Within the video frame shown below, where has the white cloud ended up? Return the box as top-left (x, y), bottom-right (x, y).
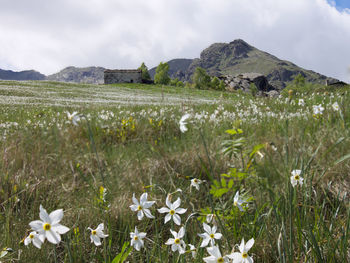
top-left (0, 0), bottom-right (349, 82)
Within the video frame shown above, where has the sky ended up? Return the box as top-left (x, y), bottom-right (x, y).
top-left (0, 0), bottom-right (350, 82)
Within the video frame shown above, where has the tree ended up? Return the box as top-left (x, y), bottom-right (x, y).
top-left (192, 67), bottom-right (211, 89)
top-left (154, 62), bottom-right (170, 85)
top-left (138, 62), bottom-right (151, 81)
top-left (210, 76), bottom-right (220, 90)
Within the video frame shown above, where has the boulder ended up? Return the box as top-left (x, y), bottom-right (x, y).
top-left (219, 73), bottom-right (278, 96)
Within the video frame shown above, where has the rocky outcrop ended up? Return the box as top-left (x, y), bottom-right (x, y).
top-left (220, 73), bottom-right (277, 95)
top-left (47, 66), bottom-right (105, 84)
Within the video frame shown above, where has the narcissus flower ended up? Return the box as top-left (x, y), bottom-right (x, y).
top-left (227, 238), bottom-right (254, 263)
top-left (198, 223), bottom-right (222, 247)
top-left (88, 223), bottom-right (108, 246)
top-left (29, 205), bottom-right (70, 244)
top-left (165, 227), bottom-right (186, 254)
top-left (129, 193), bottom-right (155, 220)
top-left (179, 113), bottom-right (191, 133)
top-left (203, 246), bottom-right (230, 263)
top-left (190, 178), bottom-right (202, 190)
top-left (130, 226), bottom-right (146, 251)
top-left (234, 191), bottom-right (246, 212)
top-left (313, 104), bottom-right (324, 116)
top-left (24, 231), bottom-right (43, 249)
top-left (157, 195), bottom-right (187, 225)
top-left (290, 169), bottom-right (304, 187)
top-left (332, 102), bottom-right (340, 111)
top-left (66, 111), bottom-right (81, 126)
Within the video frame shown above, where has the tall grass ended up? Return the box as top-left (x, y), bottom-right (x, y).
top-left (0, 81), bottom-right (349, 262)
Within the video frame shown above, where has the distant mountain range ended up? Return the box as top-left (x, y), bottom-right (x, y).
top-left (0, 68), bottom-right (45, 81)
top-left (0, 39), bottom-right (340, 89)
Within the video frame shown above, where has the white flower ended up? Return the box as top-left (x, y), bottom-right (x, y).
top-left (129, 193), bottom-right (155, 220)
top-left (332, 102), bottom-right (340, 111)
top-left (298, 99), bottom-right (305, 106)
top-left (157, 195), bottom-right (187, 225)
top-left (206, 214), bottom-right (218, 226)
top-left (203, 246), bottom-right (230, 263)
top-left (313, 104), bottom-right (324, 115)
top-left (227, 238), bottom-right (254, 263)
top-left (190, 178), bottom-right (202, 191)
top-left (188, 244), bottom-right (197, 258)
top-left (179, 113), bottom-right (191, 133)
top-left (24, 231), bottom-right (43, 249)
top-left (66, 111), bottom-right (80, 126)
top-left (88, 223), bottom-right (108, 246)
top-left (130, 226), bottom-right (146, 251)
top-left (234, 191), bottom-right (246, 212)
top-left (290, 169), bottom-right (304, 187)
top-left (198, 223), bottom-right (222, 247)
top-left (165, 227), bottom-right (186, 254)
top-left (29, 205), bottom-right (70, 244)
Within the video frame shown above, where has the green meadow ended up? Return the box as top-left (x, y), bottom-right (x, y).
top-left (0, 80), bottom-right (349, 262)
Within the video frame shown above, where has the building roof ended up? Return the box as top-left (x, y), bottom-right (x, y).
top-left (104, 69), bottom-right (141, 73)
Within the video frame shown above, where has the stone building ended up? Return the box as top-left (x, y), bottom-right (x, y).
top-left (104, 69), bottom-right (142, 84)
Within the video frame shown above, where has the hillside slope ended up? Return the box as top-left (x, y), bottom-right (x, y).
top-left (151, 39), bottom-right (334, 89)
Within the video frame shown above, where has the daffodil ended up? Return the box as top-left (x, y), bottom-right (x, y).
top-left (313, 104), bottom-right (324, 116)
top-left (129, 193), bottom-right (155, 220)
top-left (190, 178), bottom-right (202, 190)
top-left (188, 244), bottom-right (197, 258)
top-left (234, 191), bottom-right (246, 212)
top-left (24, 231), bottom-right (43, 249)
top-left (198, 223), bottom-right (222, 247)
top-left (290, 169), bottom-right (304, 187)
top-left (227, 238), bottom-right (254, 263)
top-left (157, 195), bottom-right (187, 225)
top-left (165, 227), bottom-right (186, 254)
top-left (206, 213), bottom-right (218, 226)
top-left (203, 246), bottom-right (230, 263)
top-left (88, 223), bottom-right (108, 246)
top-left (66, 111), bottom-right (80, 126)
top-left (179, 113), bottom-right (191, 133)
top-left (29, 205), bottom-right (70, 244)
top-left (332, 102), bottom-right (340, 111)
top-left (130, 226), bottom-right (146, 251)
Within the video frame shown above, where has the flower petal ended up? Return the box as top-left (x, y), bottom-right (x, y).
top-left (52, 224), bottom-right (70, 234)
top-left (46, 230), bottom-right (61, 244)
top-left (39, 205), bottom-right (51, 223)
top-left (173, 213), bottom-right (181, 225)
top-left (29, 220), bottom-right (43, 231)
top-left (143, 208), bottom-right (154, 219)
top-left (158, 207), bottom-right (170, 214)
top-left (175, 208), bottom-right (187, 214)
top-left (49, 209), bottom-right (63, 225)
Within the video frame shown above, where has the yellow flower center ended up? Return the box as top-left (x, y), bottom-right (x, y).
top-left (169, 210), bottom-right (175, 215)
top-left (194, 179), bottom-right (198, 183)
top-left (92, 230), bottom-right (97, 235)
top-left (295, 175), bottom-right (300, 180)
top-left (242, 252), bottom-right (248, 258)
top-left (234, 201), bottom-right (238, 206)
top-left (43, 223), bottom-right (51, 231)
top-left (174, 238), bottom-right (180, 244)
top-left (210, 234), bottom-right (215, 239)
top-left (217, 257), bottom-right (224, 263)
top-left (29, 234), bottom-right (34, 239)
top-left (137, 205), bottom-right (142, 211)
top-left (134, 236), bottom-right (139, 241)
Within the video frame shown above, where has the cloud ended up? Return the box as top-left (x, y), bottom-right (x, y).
top-left (0, 0), bottom-right (349, 82)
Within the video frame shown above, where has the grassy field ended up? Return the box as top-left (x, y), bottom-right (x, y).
top-left (0, 80), bottom-right (349, 262)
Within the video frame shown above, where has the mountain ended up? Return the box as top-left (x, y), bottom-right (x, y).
top-left (0, 69), bottom-right (46, 80)
top-left (150, 39), bottom-right (334, 89)
top-left (46, 66), bottom-right (106, 84)
top-left (149, 59), bottom-right (193, 80)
